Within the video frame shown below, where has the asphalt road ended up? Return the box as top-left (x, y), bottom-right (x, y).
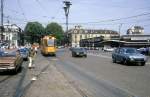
top-left (0, 60), bottom-right (29, 97)
top-left (53, 48), bottom-right (150, 97)
top-left (0, 52), bottom-right (49, 97)
top-left (0, 49), bottom-right (150, 97)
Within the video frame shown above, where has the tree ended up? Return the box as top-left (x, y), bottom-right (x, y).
top-left (24, 22), bottom-right (45, 43)
top-left (45, 22), bottom-right (64, 44)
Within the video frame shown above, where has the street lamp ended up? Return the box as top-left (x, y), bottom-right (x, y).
top-left (63, 0), bottom-right (72, 46)
top-left (0, 0), bottom-right (4, 42)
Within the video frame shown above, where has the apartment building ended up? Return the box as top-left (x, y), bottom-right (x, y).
top-left (68, 26), bottom-right (119, 47)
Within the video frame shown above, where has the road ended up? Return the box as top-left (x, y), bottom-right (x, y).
top-left (0, 49), bottom-right (150, 97)
top-left (0, 53), bottom-right (51, 97)
top-left (52, 48), bottom-right (150, 97)
top-left (0, 60), bottom-right (28, 97)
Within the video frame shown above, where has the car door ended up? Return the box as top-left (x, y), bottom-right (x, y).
top-left (112, 48), bottom-right (119, 61)
top-left (118, 48), bottom-right (125, 62)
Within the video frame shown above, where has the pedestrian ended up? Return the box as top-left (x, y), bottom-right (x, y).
top-left (34, 46), bottom-right (38, 54)
top-left (28, 47), bottom-right (36, 69)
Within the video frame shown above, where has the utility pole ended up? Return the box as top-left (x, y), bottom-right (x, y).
top-left (1, 0), bottom-right (4, 42)
top-left (119, 23), bottom-right (123, 38)
top-left (7, 16), bottom-right (10, 48)
top-left (63, 0), bottom-right (72, 46)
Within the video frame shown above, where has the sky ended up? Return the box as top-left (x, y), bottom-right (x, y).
top-left (2, 0), bottom-right (150, 34)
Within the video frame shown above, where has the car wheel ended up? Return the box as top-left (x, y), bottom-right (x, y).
top-left (123, 59), bottom-right (128, 65)
top-left (72, 53), bottom-right (74, 57)
top-left (112, 58), bottom-right (116, 63)
top-left (140, 62), bottom-right (145, 66)
top-left (84, 55), bottom-right (87, 58)
top-left (13, 67), bottom-right (18, 74)
top-left (53, 54), bottom-right (56, 57)
top-left (25, 58), bottom-right (28, 61)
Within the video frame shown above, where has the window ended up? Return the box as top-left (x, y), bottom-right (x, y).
top-left (75, 34), bottom-right (77, 39)
top-left (47, 40), bottom-right (54, 46)
top-left (119, 48), bottom-right (124, 54)
top-left (80, 35), bottom-right (82, 39)
top-left (85, 34), bottom-right (87, 39)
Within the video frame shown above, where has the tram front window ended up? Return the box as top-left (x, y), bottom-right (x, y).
top-left (47, 40), bottom-right (54, 46)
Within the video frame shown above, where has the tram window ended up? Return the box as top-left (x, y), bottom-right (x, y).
top-left (47, 40), bottom-right (54, 46)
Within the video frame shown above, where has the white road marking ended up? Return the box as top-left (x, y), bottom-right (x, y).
top-left (51, 58), bottom-right (58, 61)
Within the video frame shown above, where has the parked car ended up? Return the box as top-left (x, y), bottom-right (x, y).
top-left (0, 50), bottom-right (23, 73)
top-left (103, 47), bottom-right (115, 52)
top-left (0, 50), bottom-right (4, 56)
top-left (71, 47), bottom-right (87, 57)
top-left (18, 48), bottom-right (29, 60)
top-left (137, 47), bottom-right (149, 55)
top-left (112, 47), bottom-right (147, 66)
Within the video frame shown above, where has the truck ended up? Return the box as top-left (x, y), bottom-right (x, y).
top-left (0, 50), bottom-right (23, 73)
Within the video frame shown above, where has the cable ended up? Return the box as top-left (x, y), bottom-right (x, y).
top-left (34, 0), bottom-right (63, 21)
top-left (35, 0), bottom-right (49, 17)
top-left (3, 14), bottom-right (27, 22)
top-left (17, 0), bottom-right (28, 21)
top-left (143, 24), bottom-right (150, 27)
top-left (81, 12), bottom-right (150, 24)
top-left (4, 7), bottom-right (24, 15)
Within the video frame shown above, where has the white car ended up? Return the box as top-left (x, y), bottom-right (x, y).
top-left (103, 47), bottom-right (115, 52)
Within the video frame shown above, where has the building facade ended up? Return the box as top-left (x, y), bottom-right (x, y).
top-left (120, 35), bottom-right (150, 47)
top-left (0, 24), bottom-right (22, 48)
top-left (68, 26), bottom-right (119, 47)
top-left (127, 26), bottom-right (144, 35)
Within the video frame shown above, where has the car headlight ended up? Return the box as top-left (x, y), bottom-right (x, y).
top-left (129, 56), bottom-right (134, 61)
top-left (76, 52), bottom-right (79, 54)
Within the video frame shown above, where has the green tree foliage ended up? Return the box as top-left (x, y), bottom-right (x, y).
top-left (46, 22), bottom-right (64, 41)
top-left (24, 22), bottom-right (45, 43)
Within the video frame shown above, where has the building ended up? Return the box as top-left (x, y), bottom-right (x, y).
top-left (120, 34), bottom-right (150, 47)
top-left (127, 26), bottom-right (144, 35)
top-left (68, 26), bottom-right (119, 47)
top-left (78, 25), bottom-right (150, 48)
top-left (0, 24), bottom-right (23, 48)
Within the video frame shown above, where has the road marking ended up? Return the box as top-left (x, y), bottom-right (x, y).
top-left (31, 76), bottom-right (37, 81)
top-left (51, 58), bottom-right (58, 61)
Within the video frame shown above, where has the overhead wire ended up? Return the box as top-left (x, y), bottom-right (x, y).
top-left (79, 12), bottom-right (150, 24)
top-left (4, 7), bottom-right (24, 16)
top-left (34, 0), bottom-right (50, 18)
top-left (17, 0), bottom-right (28, 21)
top-left (34, 0), bottom-right (64, 21)
top-left (4, 0), bottom-right (150, 28)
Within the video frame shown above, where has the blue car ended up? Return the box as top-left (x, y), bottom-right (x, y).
top-left (112, 47), bottom-right (147, 66)
top-left (18, 48), bottom-right (29, 61)
top-left (0, 50), bottom-right (4, 56)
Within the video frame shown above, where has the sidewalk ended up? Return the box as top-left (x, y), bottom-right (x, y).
top-left (23, 53), bottom-right (82, 97)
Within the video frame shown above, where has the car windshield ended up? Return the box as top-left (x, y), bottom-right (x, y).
top-left (19, 49), bottom-right (26, 52)
top-left (74, 48), bottom-right (86, 51)
top-left (125, 48), bottom-right (138, 54)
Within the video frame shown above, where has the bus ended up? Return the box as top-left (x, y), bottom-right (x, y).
top-left (40, 36), bottom-right (56, 56)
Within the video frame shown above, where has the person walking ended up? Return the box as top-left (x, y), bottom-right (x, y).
top-left (34, 46), bottom-right (38, 54)
top-left (28, 48), bottom-right (36, 69)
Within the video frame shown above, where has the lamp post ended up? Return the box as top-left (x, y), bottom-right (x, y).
top-left (119, 23), bottom-right (123, 39)
top-left (63, 0), bottom-right (72, 46)
top-left (147, 39), bottom-right (150, 55)
top-left (0, 0), bottom-right (4, 42)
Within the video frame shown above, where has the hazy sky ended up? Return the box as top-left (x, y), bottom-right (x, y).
top-left (2, 0), bottom-right (150, 34)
